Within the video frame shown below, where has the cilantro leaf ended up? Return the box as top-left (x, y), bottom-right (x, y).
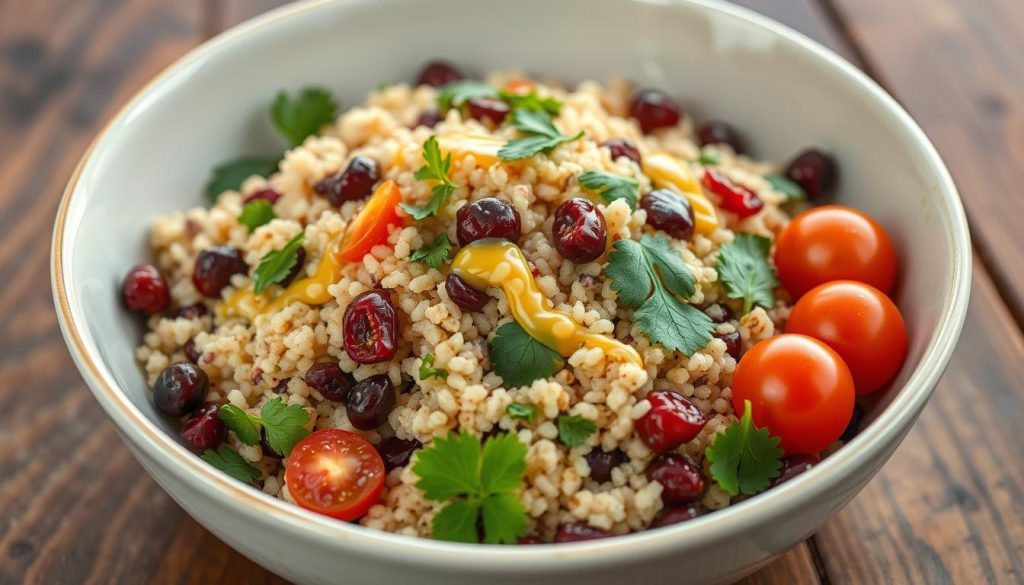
top-left (218, 404), bottom-right (260, 445)
top-left (413, 430), bottom-right (482, 500)
top-left (259, 397), bottom-right (310, 457)
top-left (498, 109), bottom-right (584, 161)
top-left (270, 87), bottom-right (339, 147)
top-left (506, 403), bottom-right (537, 424)
top-left (578, 171), bottom-right (639, 209)
top-left (432, 500), bottom-right (481, 543)
top-left (557, 414), bottom-right (597, 448)
top-left (489, 321), bottom-right (564, 387)
top-left (238, 199), bottom-right (276, 233)
top-left (705, 400), bottom-right (784, 496)
top-left (481, 493), bottom-right (529, 544)
top-left (633, 286), bottom-right (716, 356)
top-left (252, 232), bottom-right (305, 294)
top-left (201, 446), bottom-right (261, 483)
top-left (479, 432), bottom-right (528, 494)
top-left (206, 157), bottom-right (280, 201)
top-left (409, 233), bottom-right (453, 269)
top-left (400, 136), bottom-right (457, 220)
top-left (716, 234), bottom-right (778, 314)
top-left (764, 173), bottom-right (806, 201)
top-left (419, 353), bottom-right (449, 381)
top-left (698, 151), bottom-right (721, 165)
top-left (438, 80), bottom-right (497, 111)
top-left (497, 90), bottom-right (562, 116)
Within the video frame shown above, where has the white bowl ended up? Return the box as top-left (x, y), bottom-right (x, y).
top-left (51, 0), bottom-right (971, 583)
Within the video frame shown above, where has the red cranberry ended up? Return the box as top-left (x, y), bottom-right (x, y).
top-left (280, 247), bottom-right (306, 287)
top-left (417, 61), bottom-right (464, 87)
top-left (313, 156), bottom-right (380, 206)
top-left (192, 246), bottom-right (248, 298)
top-left (771, 454), bottom-right (819, 487)
top-left (445, 273), bottom-right (489, 311)
top-left (153, 362), bottom-right (209, 417)
top-left (715, 330), bottom-right (741, 361)
top-left (635, 390), bottom-right (707, 453)
top-left (554, 523), bottom-right (611, 543)
top-left (585, 448), bottom-right (626, 483)
top-left (552, 198), bottom-right (608, 263)
top-left (641, 189), bottom-right (695, 240)
top-left (701, 168), bottom-right (763, 218)
top-left (647, 453), bottom-right (706, 504)
top-left (180, 402), bottom-right (225, 453)
top-left (455, 198), bottom-right (521, 245)
top-left (703, 303), bottom-right (734, 324)
top-left (465, 96), bottom-right (510, 125)
top-left (175, 302), bottom-right (208, 319)
top-left (697, 121), bottom-right (745, 153)
top-left (650, 505), bottom-right (701, 529)
top-left (243, 188), bottom-right (281, 205)
top-left (629, 90), bottom-right (682, 134)
top-left (304, 362), bottom-right (355, 402)
top-left (342, 290), bottom-right (399, 364)
top-left (272, 378), bottom-right (291, 394)
top-left (183, 338), bottom-right (201, 363)
top-left (415, 109), bottom-right (441, 129)
top-left (376, 436), bottom-right (422, 471)
top-left (785, 148), bottom-right (838, 199)
top-left (122, 265), bottom-right (170, 314)
top-left (840, 403), bottom-right (864, 442)
top-left (600, 138), bottom-right (641, 165)
top-left (345, 374), bottom-right (396, 430)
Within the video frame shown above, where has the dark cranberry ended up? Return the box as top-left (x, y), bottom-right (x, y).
top-left (552, 198), bottom-right (608, 263)
top-left (243, 188), bottom-right (281, 205)
top-left (554, 523), bottom-right (611, 543)
top-left (771, 454), bottom-right (820, 487)
top-left (697, 121), bottom-right (745, 153)
top-left (272, 377), bottom-right (291, 395)
top-left (122, 265), bottom-right (170, 314)
top-left (415, 109), bottom-right (442, 129)
top-left (715, 330), bottom-right (741, 361)
top-left (703, 303), bottom-right (734, 324)
top-left (641, 189), bottom-right (695, 240)
top-left (417, 60), bottom-right (464, 87)
top-left (342, 290), bottom-right (399, 364)
top-left (455, 198), bottom-right (521, 245)
top-left (345, 374), bottom-right (396, 430)
top-left (192, 246), bottom-right (248, 298)
top-left (153, 362), bottom-right (209, 417)
top-left (600, 138), bottom-right (641, 165)
top-left (647, 453), bottom-right (706, 504)
top-left (701, 168), bottom-right (763, 218)
top-left (180, 402), bottom-right (225, 453)
top-left (785, 148), bottom-right (838, 199)
top-left (376, 436), bottom-right (422, 471)
top-left (635, 390), bottom-right (707, 453)
top-left (518, 536), bottom-right (545, 545)
top-left (175, 302), bottom-right (208, 320)
top-left (650, 505), bottom-right (701, 529)
top-left (280, 247), bottom-right (307, 287)
top-left (629, 90), bottom-right (682, 134)
top-left (465, 96), bottom-right (510, 125)
top-left (840, 403), bottom-right (864, 442)
top-left (585, 448), bottom-right (625, 483)
top-left (304, 362), bottom-right (355, 402)
top-left (313, 156), bottom-right (380, 206)
top-left (259, 426), bottom-right (282, 459)
top-left (445, 273), bottom-right (489, 311)
top-left (183, 338), bottom-right (201, 363)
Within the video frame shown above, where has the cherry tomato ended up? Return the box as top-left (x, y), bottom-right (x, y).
top-left (335, 180), bottom-right (405, 263)
top-left (774, 205), bottom-right (897, 298)
top-left (786, 280), bottom-right (907, 395)
top-left (732, 334), bottom-right (855, 455)
top-left (285, 429), bottom-right (385, 521)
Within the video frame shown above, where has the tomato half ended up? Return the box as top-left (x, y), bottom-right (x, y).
top-left (774, 205), bottom-right (897, 298)
top-left (732, 334), bottom-right (855, 455)
top-left (787, 280), bottom-right (907, 395)
top-left (335, 179), bottom-right (405, 263)
top-left (285, 429), bottom-right (385, 520)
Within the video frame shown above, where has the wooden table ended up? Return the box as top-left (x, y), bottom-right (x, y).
top-left (2, 0), bottom-right (1022, 582)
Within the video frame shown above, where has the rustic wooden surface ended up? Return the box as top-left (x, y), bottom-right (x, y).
top-left (1, 0), bottom-right (1021, 583)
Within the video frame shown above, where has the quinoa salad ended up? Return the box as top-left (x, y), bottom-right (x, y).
top-left (122, 60), bottom-right (905, 544)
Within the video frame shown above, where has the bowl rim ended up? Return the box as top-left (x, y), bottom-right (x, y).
top-left (51, 0), bottom-right (971, 571)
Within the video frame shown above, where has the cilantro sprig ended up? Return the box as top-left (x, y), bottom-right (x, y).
top-left (409, 233), bottom-right (453, 269)
top-left (207, 157), bottom-right (281, 201)
top-left (489, 321), bottom-right (564, 388)
top-left (419, 353), bottom-right (449, 381)
top-left (218, 397), bottom-right (311, 457)
top-left (437, 81), bottom-right (561, 116)
top-left (705, 400), bottom-right (784, 496)
top-left (201, 445), bottom-right (261, 483)
top-left (578, 171), bottom-right (639, 209)
top-left (498, 109), bottom-right (584, 161)
top-left (252, 232), bottom-right (305, 295)
top-left (238, 199), bottom-right (276, 233)
top-left (401, 136), bottom-right (457, 220)
top-left (716, 234), bottom-right (778, 314)
top-left (557, 414), bottom-right (597, 448)
top-left (498, 90), bottom-right (561, 116)
top-left (506, 403), bottom-right (538, 424)
top-left (764, 174), bottom-right (806, 201)
top-left (413, 430), bottom-right (529, 544)
top-left (697, 151), bottom-right (721, 166)
top-left (605, 234), bottom-right (714, 356)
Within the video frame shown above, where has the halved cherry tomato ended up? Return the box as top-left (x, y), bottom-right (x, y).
top-left (787, 280), bottom-right (907, 395)
top-left (733, 334), bottom-right (855, 455)
top-left (774, 205), bottom-right (897, 298)
top-left (286, 429), bottom-right (385, 520)
top-left (335, 180), bottom-right (405, 263)
top-left (503, 79), bottom-right (536, 94)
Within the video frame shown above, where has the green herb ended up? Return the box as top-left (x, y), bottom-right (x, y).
top-left (438, 80), bottom-right (498, 111)
top-left (419, 353), bottom-right (449, 381)
top-left (716, 234), bottom-right (778, 314)
top-left (498, 109), bottom-right (584, 161)
top-left (698, 151), bottom-right (721, 165)
top-left (206, 157), bottom-right (280, 201)
top-left (238, 199), bottom-right (276, 233)
top-left (497, 90), bottom-right (561, 116)
top-left (201, 445), bottom-right (261, 483)
top-left (413, 430), bottom-right (529, 544)
top-left (764, 173), bottom-right (806, 201)
top-left (578, 171), bottom-right (639, 209)
top-left (409, 233), bottom-right (453, 269)
top-left (705, 400), bottom-right (784, 496)
top-left (605, 235), bottom-right (714, 356)
top-left (376, 81), bottom-right (391, 92)
top-left (506, 403), bottom-right (538, 424)
top-left (556, 414), bottom-right (596, 448)
top-left (400, 136), bottom-right (457, 220)
top-left (252, 232), bottom-right (305, 295)
top-left (489, 321), bottom-right (564, 387)
top-left (218, 397), bottom-right (311, 457)
top-left (270, 87), bottom-right (339, 147)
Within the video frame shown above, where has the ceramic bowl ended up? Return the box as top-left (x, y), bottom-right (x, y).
top-left (52, 0), bottom-right (971, 583)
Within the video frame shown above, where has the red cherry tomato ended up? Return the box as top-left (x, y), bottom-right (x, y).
top-left (732, 334), bottom-right (855, 455)
top-left (774, 205), bottom-right (897, 298)
top-left (786, 280), bottom-right (907, 395)
top-left (335, 180), bottom-right (405, 263)
top-left (286, 429), bottom-right (385, 520)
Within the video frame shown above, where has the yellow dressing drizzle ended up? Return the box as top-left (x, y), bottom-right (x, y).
top-left (436, 134), bottom-right (509, 167)
top-left (452, 239), bottom-right (643, 369)
top-left (642, 152), bottom-right (720, 235)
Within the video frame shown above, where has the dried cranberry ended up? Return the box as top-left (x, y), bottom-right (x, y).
top-left (183, 338), bottom-right (201, 364)
top-left (272, 378), bottom-right (291, 395)
top-left (647, 453), bottom-right (706, 504)
top-left (600, 138), bottom-right (641, 165)
top-left (314, 156), bottom-right (380, 206)
top-left (552, 198), bottom-right (608, 263)
top-left (585, 448), bottom-right (625, 483)
top-left (697, 121), bottom-right (745, 153)
top-left (175, 302), bottom-right (208, 320)
top-left (122, 265), bottom-right (170, 314)
top-left (342, 290), bottom-right (399, 364)
top-left (304, 362), bottom-right (355, 402)
top-left (345, 374), bottom-right (396, 430)
top-left (445, 273), bottom-right (489, 311)
top-left (192, 246), bottom-right (248, 298)
top-left (455, 198), bottom-right (521, 245)
top-left (243, 188), bottom-right (281, 205)
top-left (840, 403), bottom-right (864, 442)
top-left (771, 454), bottom-right (819, 487)
top-left (716, 330), bottom-right (741, 361)
top-left (635, 391), bottom-right (707, 453)
top-left (703, 303), bottom-right (734, 324)
top-left (376, 436), bottom-right (422, 471)
top-left (629, 90), bottom-right (682, 134)
top-left (415, 109), bottom-right (441, 129)
top-left (417, 61), bottom-right (463, 87)
top-left (180, 402), bottom-right (225, 453)
top-left (280, 247), bottom-right (306, 287)
top-left (554, 523), bottom-right (611, 543)
top-left (785, 148), bottom-right (838, 199)
top-left (641, 188), bottom-right (695, 240)
top-left (153, 362), bottom-right (209, 417)
top-left (465, 96), bottom-right (510, 125)
top-left (518, 536), bottom-right (545, 545)
top-left (701, 168), bottom-right (763, 218)
top-left (650, 505), bottom-right (701, 529)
